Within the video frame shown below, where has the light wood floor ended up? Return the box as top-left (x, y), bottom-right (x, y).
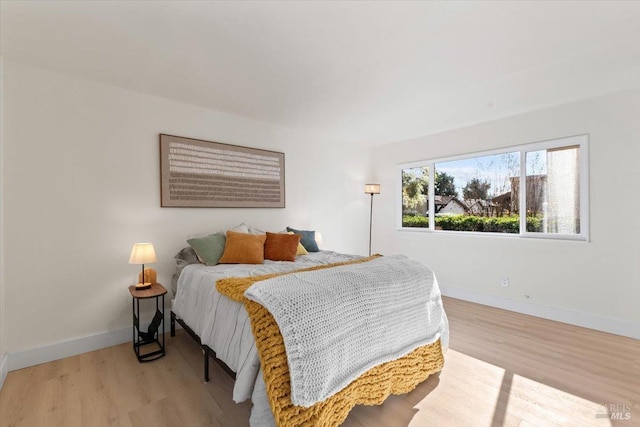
top-left (1, 297), bottom-right (638, 427)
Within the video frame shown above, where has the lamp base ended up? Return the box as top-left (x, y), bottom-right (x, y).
top-left (137, 268), bottom-right (157, 285)
top-left (135, 282), bottom-right (152, 290)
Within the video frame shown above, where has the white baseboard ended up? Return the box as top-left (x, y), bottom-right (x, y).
top-left (7, 314), bottom-right (178, 372)
top-left (0, 353), bottom-right (8, 391)
top-left (3, 290), bottom-right (637, 379)
top-left (440, 285), bottom-right (640, 340)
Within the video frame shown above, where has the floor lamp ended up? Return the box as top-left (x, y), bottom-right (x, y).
top-left (364, 184), bottom-right (380, 256)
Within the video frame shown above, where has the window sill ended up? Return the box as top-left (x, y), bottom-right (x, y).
top-left (396, 227), bottom-right (588, 241)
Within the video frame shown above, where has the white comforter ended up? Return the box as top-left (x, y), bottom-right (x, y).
top-left (245, 255), bottom-right (446, 407)
top-left (172, 251), bottom-right (362, 402)
top-left (172, 251), bottom-right (449, 426)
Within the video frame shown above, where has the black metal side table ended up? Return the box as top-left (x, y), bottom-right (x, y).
top-left (128, 283), bottom-right (167, 362)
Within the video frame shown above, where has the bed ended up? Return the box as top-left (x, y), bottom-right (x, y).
top-left (171, 249), bottom-right (448, 426)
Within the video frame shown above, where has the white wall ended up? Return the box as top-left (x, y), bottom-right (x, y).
top-left (1, 61), bottom-right (372, 360)
top-left (372, 90), bottom-right (640, 337)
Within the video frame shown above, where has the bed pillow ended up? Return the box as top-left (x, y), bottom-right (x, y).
top-left (186, 233), bottom-right (226, 266)
top-left (264, 232), bottom-right (301, 262)
top-left (248, 225), bottom-right (266, 235)
top-left (219, 231), bottom-right (267, 264)
top-left (228, 223), bottom-right (250, 233)
top-left (286, 227), bottom-right (319, 252)
top-left (279, 229), bottom-right (309, 255)
top-left (175, 246), bottom-right (200, 265)
top-left (286, 231), bottom-right (308, 255)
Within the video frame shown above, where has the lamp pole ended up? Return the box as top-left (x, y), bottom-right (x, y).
top-left (365, 184), bottom-right (379, 256)
top-left (368, 192), bottom-right (374, 256)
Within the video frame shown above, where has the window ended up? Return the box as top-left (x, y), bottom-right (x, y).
top-left (401, 166), bottom-right (429, 228)
top-left (526, 146), bottom-right (581, 234)
top-left (398, 135), bottom-right (588, 240)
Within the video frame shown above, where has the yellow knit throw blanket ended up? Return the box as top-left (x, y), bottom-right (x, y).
top-left (216, 256), bottom-right (445, 427)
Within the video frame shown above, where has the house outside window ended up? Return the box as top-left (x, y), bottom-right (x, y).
top-left (399, 135), bottom-right (588, 240)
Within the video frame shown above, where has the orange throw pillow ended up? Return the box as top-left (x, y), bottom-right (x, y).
top-left (264, 232), bottom-right (301, 262)
top-left (219, 231), bottom-right (267, 264)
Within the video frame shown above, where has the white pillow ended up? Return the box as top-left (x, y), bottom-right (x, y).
top-left (248, 225), bottom-right (266, 235)
top-left (228, 223), bottom-right (250, 233)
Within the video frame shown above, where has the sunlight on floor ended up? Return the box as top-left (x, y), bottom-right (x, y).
top-left (406, 350), bottom-right (615, 427)
top-left (509, 374), bottom-right (614, 426)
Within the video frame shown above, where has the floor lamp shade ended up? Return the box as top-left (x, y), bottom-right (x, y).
top-left (365, 184), bottom-right (380, 256)
top-left (364, 184), bottom-right (381, 195)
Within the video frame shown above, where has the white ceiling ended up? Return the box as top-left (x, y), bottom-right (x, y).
top-left (2, 1), bottom-right (640, 146)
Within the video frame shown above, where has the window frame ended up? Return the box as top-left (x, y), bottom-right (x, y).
top-left (397, 134), bottom-right (589, 241)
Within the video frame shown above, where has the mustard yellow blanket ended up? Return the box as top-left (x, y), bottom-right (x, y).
top-left (216, 256), bottom-right (444, 427)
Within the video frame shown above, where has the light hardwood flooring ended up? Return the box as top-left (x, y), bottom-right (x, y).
top-left (1, 297), bottom-right (638, 427)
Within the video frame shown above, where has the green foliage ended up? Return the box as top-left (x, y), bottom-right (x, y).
top-left (402, 167), bottom-right (428, 212)
top-left (435, 215), bottom-right (481, 232)
top-left (434, 172), bottom-right (458, 197)
top-left (526, 215), bottom-right (543, 232)
top-left (436, 214), bottom-right (519, 233)
top-left (462, 178), bottom-right (491, 200)
top-left (402, 214), bottom-right (429, 228)
top-left (402, 214), bottom-right (543, 233)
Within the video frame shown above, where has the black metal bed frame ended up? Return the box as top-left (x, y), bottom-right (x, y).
top-left (170, 310), bottom-right (236, 382)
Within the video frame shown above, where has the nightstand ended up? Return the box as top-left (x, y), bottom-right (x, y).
top-left (128, 283), bottom-right (167, 362)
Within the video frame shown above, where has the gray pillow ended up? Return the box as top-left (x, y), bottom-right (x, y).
top-left (174, 246), bottom-right (200, 265)
top-left (286, 227), bottom-right (319, 252)
top-left (174, 247), bottom-right (201, 289)
top-left (187, 233), bottom-right (227, 266)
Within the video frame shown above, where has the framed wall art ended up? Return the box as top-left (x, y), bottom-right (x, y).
top-left (160, 134), bottom-right (285, 208)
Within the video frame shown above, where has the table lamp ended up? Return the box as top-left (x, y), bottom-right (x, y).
top-left (129, 242), bottom-right (157, 289)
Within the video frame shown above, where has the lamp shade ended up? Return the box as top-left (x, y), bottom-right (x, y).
top-left (364, 184), bottom-right (381, 195)
top-left (129, 243), bottom-right (157, 265)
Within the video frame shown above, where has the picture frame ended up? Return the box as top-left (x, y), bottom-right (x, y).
top-left (160, 134), bottom-right (285, 208)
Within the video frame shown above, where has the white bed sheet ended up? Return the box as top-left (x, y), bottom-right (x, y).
top-left (171, 251), bottom-right (362, 403)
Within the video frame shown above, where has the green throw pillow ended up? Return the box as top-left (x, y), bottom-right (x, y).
top-left (187, 233), bottom-right (226, 266)
top-left (286, 227), bottom-right (319, 252)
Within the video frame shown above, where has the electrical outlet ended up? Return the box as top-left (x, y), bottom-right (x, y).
top-left (500, 277), bottom-right (509, 287)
